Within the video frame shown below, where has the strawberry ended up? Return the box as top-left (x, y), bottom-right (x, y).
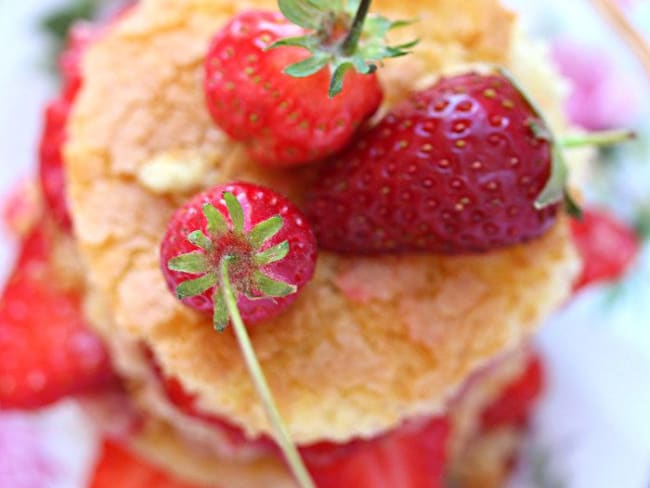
top-left (89, 440), bottom-right (201, 488)
top-left (145, 348), bottom-right (276, 453)
top-left (302, 417), bottom-right (450, 488)
top-left (305, 72), bottom-right (565, 254)
top-left (0, 225), bottom-right (115, 409)
top-left (59, 22), bottom-right (96, 99)
top-left (204, 0), bottom-right (415, 167)
top-left (570, 208), bottom-right (640, 291)
top-left (160, 182), bottom-right (317, 330)
top-left (480, 353), bottom-right (545, 431)
top-left (39, 95), bottom-right (75, 229)
top-left (38, 23), bottom-right (97, 230)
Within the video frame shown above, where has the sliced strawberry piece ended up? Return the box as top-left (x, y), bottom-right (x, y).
top-left (302, 417), bottom-right (450, 488)
top-left (145, 348), bottom-right (275, 453)
top-left (570, 208), bottom-right (640, 291)
top-left (480, 354), bottom-right (545, 431)
top-left (0, 226), bottom-right (114, 409)
top-left (39, 95), bottom-right (74, 230)
top-left (90, 440), bottom-right (203, 488)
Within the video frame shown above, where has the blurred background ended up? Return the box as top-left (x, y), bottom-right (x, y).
top-left (0, 0), bottom-right (649, 487)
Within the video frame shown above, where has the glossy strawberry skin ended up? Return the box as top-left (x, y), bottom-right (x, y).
top-left (90, 440), bottom-right (201, 488)
top-left (305, 73), bottom-right (559, 254)
top-left (160, 182), bottom-right (317, 325)
top-left (570, 208), bottom-right (640, 291)
top-left (302, 417), bottom-right (450, 488)
top-left (0, 226), bottom-right (115, 409)
top-left (204, 10), bottom-right (382, 167)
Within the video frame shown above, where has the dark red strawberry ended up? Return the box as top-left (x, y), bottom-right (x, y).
top-left (480, 353), bottom-right (545, 431)
top-left (305, 72), bottom-right (564, 254)
top-left (160, 182), bottom-right (317, 330)
top-left (90, 440), bottom-right (202, 488)
top-left (570, 208), bottom-right (640, 291)
top-left (302, 417), bottom-right (450, 488)
top-left (204, 1), bottom-right (415, 167)
top-left (0, 225), bottom-right (115, 409)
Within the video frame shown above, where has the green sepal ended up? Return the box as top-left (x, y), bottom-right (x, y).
top-left (329, 63), bottom-right (354, 97)
top-left (176, 273), bottom-right (218, 299)
top-left (212, 288), bottom-right (230, 332)
top-left (203, 203), bottom-right (228, 237)
top-left (269, 35), bottom-right (318, 51)
top-left (255, 241), bottom-right (290, 266)
top-left (188, 230), bottom-right (213, 251)
top-left (278, 0), bottom-right (331, 30)
top-left (253, 271), bottom-right (297, 297)
top-left (249, 216), bottom-right (284, 249)
top-left (168, 251), bottom-right (209, 275)
top-left (285, 54), bottom-right (330, 78)
top-left (224, 192), bottom-right (245, 234)
top-left (564, 191), bottom-right (583, 220)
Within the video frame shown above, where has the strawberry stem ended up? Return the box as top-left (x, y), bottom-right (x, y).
top-left (559, 129), bottom-right (636, 149)
top-left (219, 256), bottom-right (315, 488)
top-left (342, 0), bottom-right (372, 55)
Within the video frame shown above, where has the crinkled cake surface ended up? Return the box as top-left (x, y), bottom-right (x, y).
top-left (66, 0), bottom-right (578, 443)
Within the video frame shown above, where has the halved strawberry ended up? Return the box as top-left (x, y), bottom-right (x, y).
top-left (0, 225), bottom-right (115, 409)
top-left (302, 417), bottom-right (450, 488)
top-left (89, 440), bottom-right (202, 488)
top-left (570, 208), bottom-right (640, 291)
top-left (480, 353), bottom-right (545, 431)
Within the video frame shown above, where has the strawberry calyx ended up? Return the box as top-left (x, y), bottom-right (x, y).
top-left (168, 192), bottom-right (296, 332)
top-left (272, 0), bottom-right (416, 96)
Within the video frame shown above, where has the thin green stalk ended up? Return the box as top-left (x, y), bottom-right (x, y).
top-left (220, 257), bottom-right (315, 488)
top-left (560, 129), bottom-right (635, 149)
top-left (341, 0), bottom-right (372, 55)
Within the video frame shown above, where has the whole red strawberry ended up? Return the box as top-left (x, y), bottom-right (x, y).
top-left (204, 1), bottom-right (415, 167)
top-left (305, 72), bottom-right (561, 254)
top-left (570, 208), bottom-right (640, 291)
top-left (160, 182), bottom-right (317, 330)
top-left (0, 225), bottom-right (115, 409)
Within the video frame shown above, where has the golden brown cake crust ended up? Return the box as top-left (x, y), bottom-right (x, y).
top-left (66, 0), bottom-right (578, 444)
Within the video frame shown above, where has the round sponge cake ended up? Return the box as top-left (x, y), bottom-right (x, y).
top-left (66, 0), bottom-right (579, 444)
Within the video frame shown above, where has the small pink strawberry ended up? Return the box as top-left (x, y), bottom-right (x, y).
top-left (203, 0), bottom-right (415, 167)
top-left (305, 71), bottom-right (632, 254)
top-left (160, 182), bottom-right (317, 330)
